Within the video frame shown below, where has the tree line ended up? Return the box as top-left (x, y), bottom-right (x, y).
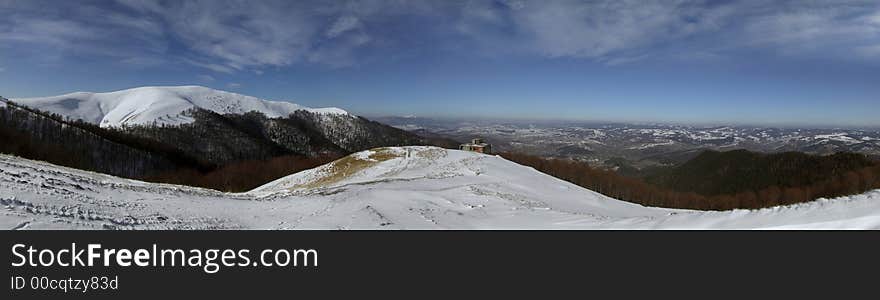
top-left (0, 100), bottom-right (203, 178)
top-left (144, 154), bottom-right (340, 192)
top-left (645, 149), bottom-right (876, 196)
top-left (0, 100), bottom-right (343, 192)
top-left (500, 152), bottom-right (880, 210)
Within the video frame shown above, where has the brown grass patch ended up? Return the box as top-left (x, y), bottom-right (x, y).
top-left (291, 148), bottom-right (403, 190)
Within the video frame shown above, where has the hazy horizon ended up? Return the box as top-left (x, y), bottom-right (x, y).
top-left (364, 113), bottom-right (880, 130)
top-left (1, 1), bottom-right (879, 127)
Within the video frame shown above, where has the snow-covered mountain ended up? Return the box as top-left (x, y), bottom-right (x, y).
top-left (4, 86), bottom-right (429, 169)
top-left (3, 146), bottom-right (879, 230)
top-left (11, 86), bottom-right (348, 127)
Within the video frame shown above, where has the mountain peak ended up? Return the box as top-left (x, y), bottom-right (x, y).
top-left (12, 86), bottom-right (349, 127)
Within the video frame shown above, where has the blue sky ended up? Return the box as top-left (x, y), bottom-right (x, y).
top-left (1, 0), bottom-right (879, 127)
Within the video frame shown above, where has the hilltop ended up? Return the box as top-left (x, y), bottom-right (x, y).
top-left (2, 147), bottom-right (880, 229)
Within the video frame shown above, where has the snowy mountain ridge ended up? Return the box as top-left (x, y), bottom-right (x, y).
top-left (2, 146), bottom-right (880, 230)
top-left (11, 86), bottom-right (348, 128)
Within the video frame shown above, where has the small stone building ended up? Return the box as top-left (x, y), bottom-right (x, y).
top-left (460, 138), bottom-right (492, 154)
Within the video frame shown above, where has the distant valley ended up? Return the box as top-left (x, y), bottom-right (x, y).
top-left (375, 116), bottom-right (880, 174)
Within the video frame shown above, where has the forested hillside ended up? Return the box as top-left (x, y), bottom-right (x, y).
top-left (502, 150), bottom-right (880, 210)
top-left (0, 96), bottom-right (446, 191)
top-left (0, 97), bottom-right (207, 178)
top-left (646, 149), bottom-right (875, 195)
top-left (123, 108), bottom-right (349, 165)
top-left (291, 111), bottom-right (428, 152)
top-left (122, 108), bottom-right (433, 165)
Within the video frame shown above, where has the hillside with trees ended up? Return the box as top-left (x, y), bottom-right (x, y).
top-left (0, 97), bottom-right (208, 178)
top-left (645, 149), bottom-right (875, 196)
top-left (501, 150), bottom-right (880, 210)
top-left (0, 96), bottom-right (444, 192)
top-left (122, 108), bottom-right (349, 165)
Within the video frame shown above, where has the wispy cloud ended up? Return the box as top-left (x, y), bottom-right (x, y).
top-left (114, 0), bottom-right (384, 71)
top-left (182, 58), bottom-right (237, 74)
top-left (326, 16), bottom-right (362, 38)
top-left (2, 0), bottom-right (879, 73)
top-left (227, 82), bottom-right (242, 89)
top-left (601, 54), bottom-right (653, 66)
top-left (0, 0), bottom-right (380, 72)
top-left (455, 0), bottom-right (734, 62)
top-left (514, 1), bottom-right (874, 64)
top-left (119, 56), bottom-right (166, 67)
top-left (740, 2), bottom-right (880, 56)
top-left (0, 2), bottom-right (166, 58)
top-left (197, 74), bottom-right (216, 82)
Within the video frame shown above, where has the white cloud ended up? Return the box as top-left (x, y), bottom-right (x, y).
top-left (308, 33), bottom-right (371, 68)
top-left (227, 82), bottom-right (242, 89)
top-left (326, 16), bottom-right (361, 38)
top-left (0, 67), bottom-right (5, 72)
top-left (745, 11), bottom-right (874, 45)
top-left (671, 51), bottom-right (728, 62)
top-left (120, 56), bottom-right (166, 67)
top-left (3, 0), bottom-right (880, 71)
top-left (602, 54), bottom-right (652, 66)
top-left (115, 0), bottom-right (164, 14)
top-left (181, 58), bottom-right (237, 74)
top-left (734, 2), bottom-right (880, 59)
top-left (2, 0), bottom-right (381, 72)
top-left (120, 1), bottom-right (390, 71)
top-left (456, 0), bottom-right (734, 63)
top-left (455, 0), bottom-right (880, 64)
top-left (197, 74), bottom-right (215, 82)
top-left (516, 2), bottom-right (695, 58)
top-left (162, 2), bottom-right (315, 70)
top-left (0, 3), bottom-right (166, 58)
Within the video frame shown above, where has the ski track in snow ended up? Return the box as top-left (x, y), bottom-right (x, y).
top-left (1, 147), bottom-right (880, 230)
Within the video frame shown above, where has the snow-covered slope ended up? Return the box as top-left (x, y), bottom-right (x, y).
top-left (11, 86), bottom-right (348, 127)
top-left (2, 147), bottom-right (880, 229)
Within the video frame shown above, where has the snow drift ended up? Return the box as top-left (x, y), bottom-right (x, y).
top-left (2, 146), bottom-right (879, 229)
